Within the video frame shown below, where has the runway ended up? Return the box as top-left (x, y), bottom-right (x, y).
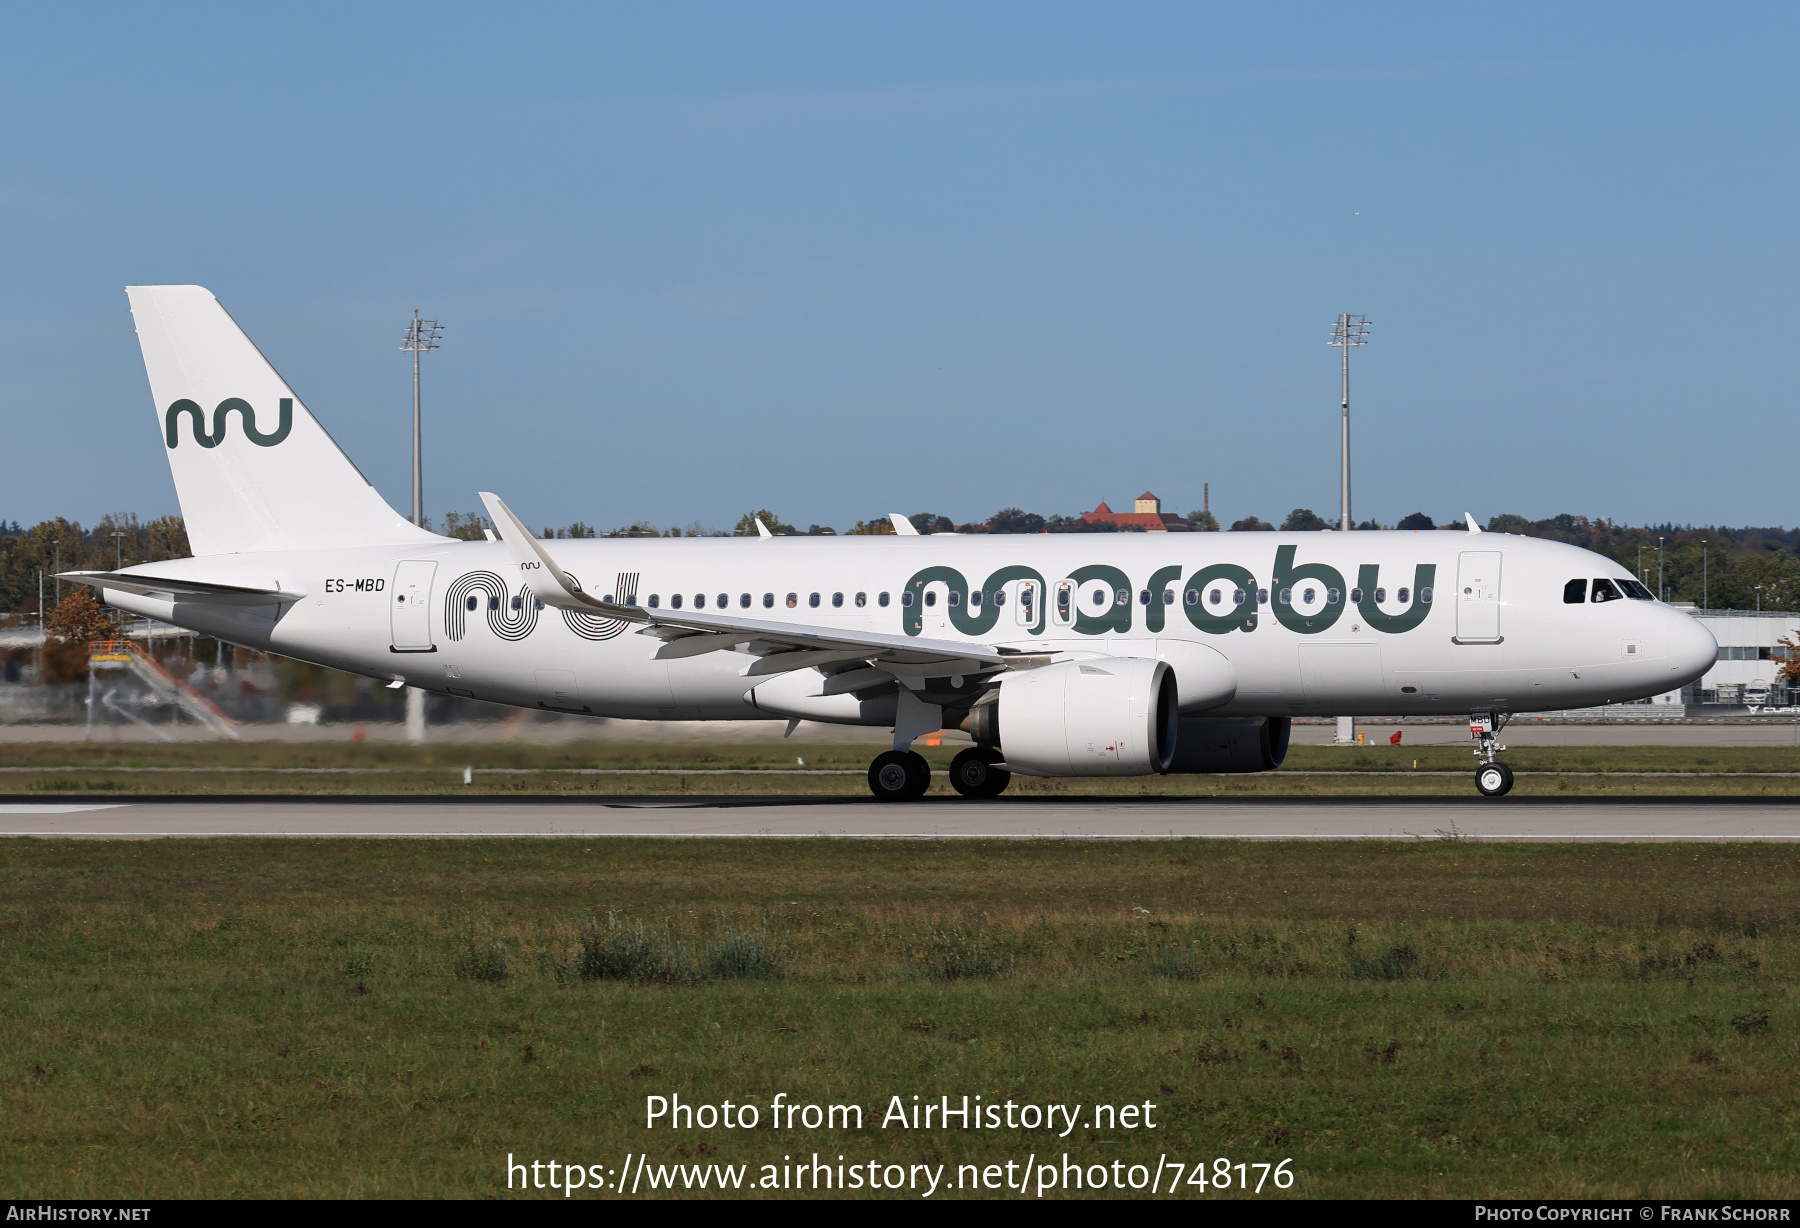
top-left (2, 797), bottom-right (1798, 839)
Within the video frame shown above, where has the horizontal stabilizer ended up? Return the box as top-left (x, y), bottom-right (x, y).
top-left (59, 570), bottom-right (305, 605)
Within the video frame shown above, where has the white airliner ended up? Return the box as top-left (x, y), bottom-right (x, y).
top-left (65, 285), bottom-right (1716, 799)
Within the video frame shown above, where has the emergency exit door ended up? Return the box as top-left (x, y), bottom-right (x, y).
top-left (390, 560), bottom-right (438, 652)
top-left (1455, 551), bottom-right (1503, 643)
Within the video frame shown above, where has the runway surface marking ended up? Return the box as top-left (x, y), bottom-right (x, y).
top-left (0, 804), bottom-right (128, 814)
top-left (2, 799), bottom-right (1798, 839)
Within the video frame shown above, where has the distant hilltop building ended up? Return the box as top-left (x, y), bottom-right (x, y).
top-left (1081, 492), bottom-right (1192, 532)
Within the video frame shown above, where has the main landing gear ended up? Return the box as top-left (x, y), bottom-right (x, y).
top-left (948, 746), bottom-right (1011, 799)
top-left (1470, 712), bottom-right (1513, 797)
top-left (866, 746), bottom-right (1014, 801)
top-left (867, 750), bottom-right (931, 801)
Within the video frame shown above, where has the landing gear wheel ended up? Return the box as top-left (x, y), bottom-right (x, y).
top-left (1475, 763), bottom-right (1514, 797)
top-left (949, 747), bottom-right (1012, 799)
top-left (868, 750), bottom-right (931, 801)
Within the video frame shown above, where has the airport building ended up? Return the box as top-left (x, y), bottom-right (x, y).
top-left (1081, 492), bottom-right (1193, 532)
top-left (1673, 609), bottom-right (1800, 709)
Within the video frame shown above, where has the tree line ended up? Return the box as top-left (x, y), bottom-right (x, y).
top-left (5, 507), bottom-right (1797, 613)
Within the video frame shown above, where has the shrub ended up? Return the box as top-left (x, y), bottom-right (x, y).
top-left (1143, 946), bottom-right (1204, 979)
top-left (1348, 944), bottom-right (1429, 981)
top-left (452, 913), bottom-right (512, 983)
top-left (699, 921), bottom-right (782, 981)
top-left (564, 911), bottom-right (676, 982)
top-left (912, 927), bottom-right (1014, 981)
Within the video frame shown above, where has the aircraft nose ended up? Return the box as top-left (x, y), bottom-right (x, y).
top-left (1665, 607), bottom-right (1717, 690)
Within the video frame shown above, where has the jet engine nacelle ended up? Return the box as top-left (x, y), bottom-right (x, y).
top-left (1165, 715), bottom-right (1292, 774)
top-left (975, 656), bottom-right (1179, 777)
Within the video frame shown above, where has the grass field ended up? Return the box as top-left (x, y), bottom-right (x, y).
top-left (7, 739), bottom-right (1800, 797)
top-left (3, 837), bottom-right (1797, 1199)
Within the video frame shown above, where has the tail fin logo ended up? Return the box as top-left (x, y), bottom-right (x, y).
top-left (165, 398), bottom-right (294, 449)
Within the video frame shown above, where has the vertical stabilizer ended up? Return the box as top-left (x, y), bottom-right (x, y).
top-left (126, 285), bottom-right (438, 556)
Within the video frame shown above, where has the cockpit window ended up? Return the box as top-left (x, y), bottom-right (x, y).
top-left (1563, 578), bottom-right (1586, 604)
top-left (1591, 578), bottom-right (1624, 603)
top-left (1619, 579), bottom-right (1655, 600)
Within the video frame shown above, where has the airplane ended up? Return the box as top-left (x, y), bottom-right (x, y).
top-left (63, 285), bottom-right (1717, 800)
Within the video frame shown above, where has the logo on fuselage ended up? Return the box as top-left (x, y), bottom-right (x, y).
top-left (165, 398), bottom-right (293, 449)
top-left (902, 545), bottom-right (1437, 638)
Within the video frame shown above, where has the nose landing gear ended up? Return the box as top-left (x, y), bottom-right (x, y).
top-left (1470, 712), bottom-right (1513, 796)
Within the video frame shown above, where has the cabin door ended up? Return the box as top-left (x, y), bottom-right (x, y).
top-left (1455, 551), bottom-right (1503, 643)
top-left (390, 560), bottom-right (438, 652)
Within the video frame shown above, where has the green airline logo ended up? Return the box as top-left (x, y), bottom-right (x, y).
top-left (904, 547), bottom-right (1436, 639)
top-left (165, 398), bottom-right (293, 449)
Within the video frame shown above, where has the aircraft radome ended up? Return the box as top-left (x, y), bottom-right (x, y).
top-left (64, 285), bottom-right (1718, 799)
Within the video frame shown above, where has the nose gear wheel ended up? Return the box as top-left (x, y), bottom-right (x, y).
top-left (1469, 712), bottom-right (1513, 797)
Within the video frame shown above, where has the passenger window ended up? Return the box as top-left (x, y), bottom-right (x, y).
top-left (670, 594), bottom-right (683, 609)
top-left (1163, 589), bottom-right (1174, 605)
top-left (1591, 578), bottom-right (1624, 603)
top-left (1564, 578), bottom-right (1587, 604)
top-left (1327, 588), bottom-right (1340, 604)
top-left (1138, 590), bottom-right (1151, 606)
top-left (809, 593), bottom-right (820, 608)
top-left (1279, 589), bottom-right (1292, 605)
top-left (695, 594), bottom-right (706, 608)
top-left (649, 594), bottom-right (660, 608)
top-left (1208, 588), bottom-right (1222, 606)
top-left (511, 595), bottom-right (523, 611)
top-left (900, 592), bottom-right (913, 607)
top-left (1185, 589), bottom-right (1200, 606)
top-left (466, 596), bottom-right (479, 611)
top-left (1115, 588), bottom-right (1128, 607)
top-left (1232, 588), bottom-right (1245, 606)
top-left (489, 596), bottom-right (500, 612)
top-left (740, 593), bottom-right (751, 608)
top-left (970, 590), bottom-right (981, 608)
top-left (831, 592), bottom-right (843, 608)
top-left (1397, 587), bottom-right (1410, 604)
top-left (716, 593), bottom-right (726, 608)
top-left (1057, 588), bottom-right (1070, 610)
top-left (1420, 588), bottom-right (1431, 604)
top-left (925, 591), bottom-right (937, 607)
top-left (763, 593), bottom-right (774, 608)
top-left (787, 593), bottom-right (799, 608)
top-left (1374, 587), bottom-right (1385, 603)
top-left (947, 591), bottom-right (960, 607)
top-left (879, 592), bottom-right (890, 607)
top-left (1257, 588), bottom-right (1269, 605)
top-left (994, 590), bottom-right (1006, 607)
top-left (1349, 588), bottom-right (1362, 604)
top-left (855, 592), bottom-right (866, 607)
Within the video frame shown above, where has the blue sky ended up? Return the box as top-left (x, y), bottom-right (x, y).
top-left (3, 4), bottom-right (1797, 533)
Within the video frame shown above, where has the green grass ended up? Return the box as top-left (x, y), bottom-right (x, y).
top-left (7, 740), bottom-right (1800, 797)
top-left (2, 838), bottom-right (1797, 1198)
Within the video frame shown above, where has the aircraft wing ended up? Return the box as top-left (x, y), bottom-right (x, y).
top-left (59, 570), bottom-right (306, 605)
top-left (477, 492), bottom-right (1004, 672)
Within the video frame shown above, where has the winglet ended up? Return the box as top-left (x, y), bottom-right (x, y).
top-left (478, 492), bottom-right (645, 620)
top-left (889, 513), bottom-right (918, 536)
top-left (1464, 513), bottom-right (1482, 533)
top-left (755, 517), bottom-right (773, 539)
